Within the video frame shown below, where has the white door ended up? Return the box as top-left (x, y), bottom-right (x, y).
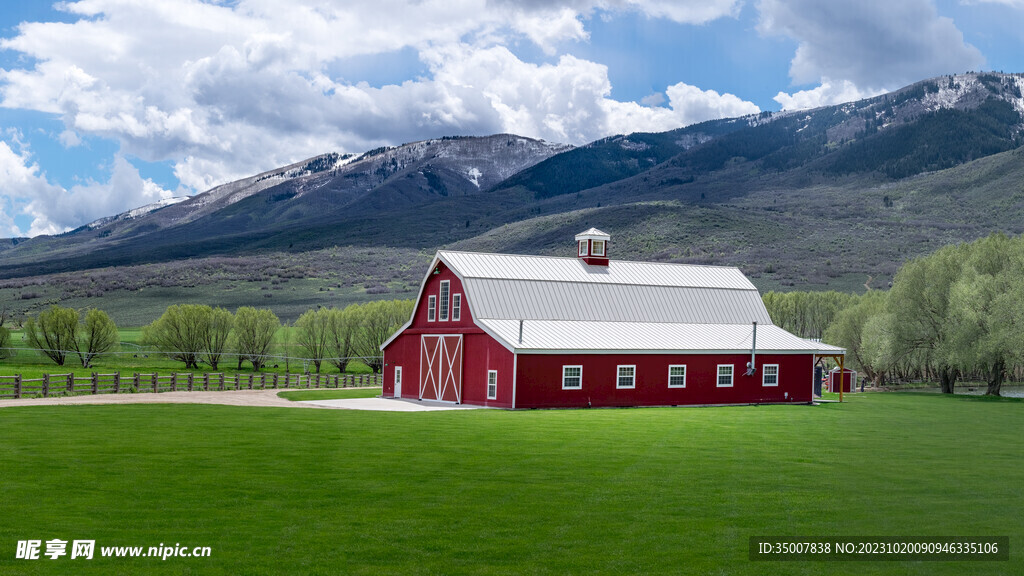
top-left (394, 366), bottom-right (402, 398)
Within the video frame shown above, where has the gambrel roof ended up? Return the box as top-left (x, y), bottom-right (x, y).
top-left (383, 249), bottom-right (845, 355)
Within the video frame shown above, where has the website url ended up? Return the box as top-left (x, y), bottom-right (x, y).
top-left (102, 544), bottom-right (212, 560)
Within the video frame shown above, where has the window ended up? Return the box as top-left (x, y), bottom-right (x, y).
top-left (616, 365), bottom-right (636, 389)
top-left (452, 293), bottom-right (462, 321)
top-left (762, 364), bottom-right (779, 387)
top-left (592, 239), bottom-right (605, 256)
top-left (427, 295), bottom-right (436, 322)
top-left (439, 280), bottom-right (450, 321)
top-left (487, 370), bottom-right (497, 400)
top-left (562, 365), bottom-right (582, 389)
top-left (578, 240), bottom-right (587, 256)
top-left (668, 365), bottom-right (686, 388)
top-left (717, 364), bottom-right (734, 388)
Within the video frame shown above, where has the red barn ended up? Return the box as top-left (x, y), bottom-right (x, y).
top-left (381, 229), bottom-right (845, 409)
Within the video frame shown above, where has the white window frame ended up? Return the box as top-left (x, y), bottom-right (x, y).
top-left (487, 370), bottom-right (498, 400)
top-left (717, 364), bottom-right (734, 388)
top-left (578, 240), bottom-right (587, 256)
top-left (439, 280), bottom-right (450, 321)
top-left (592, 239), bottom-right (606, 257)
top-left (668, 364), bottom-right (687, 388)
top-left (562, 365), bottom-right (583, 390)
top-left (616, 365), bottom-right (636, 389)
top-left (452, 293), bottom-right (461, 321)
top-left (427, 295), bottom-right (436, 322)
top-left (762, 364), bottom-right (779, 387)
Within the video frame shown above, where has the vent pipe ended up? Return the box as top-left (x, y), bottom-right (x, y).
top-left (519, 320), bottom-right (524, 345)
top-left (746, 321), bottom-right (757, 376)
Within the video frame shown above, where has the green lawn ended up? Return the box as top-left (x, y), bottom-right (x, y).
top-left (0, 393), bottom-right (1021, 575)
top-left (276, 388), bottom-right (382, 401)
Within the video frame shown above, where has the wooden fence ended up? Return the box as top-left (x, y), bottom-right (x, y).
top-left (0, 371), bottom-right (382, 400)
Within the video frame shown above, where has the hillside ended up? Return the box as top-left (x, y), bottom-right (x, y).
top-left (2, 73), bottom-right (1024, 325)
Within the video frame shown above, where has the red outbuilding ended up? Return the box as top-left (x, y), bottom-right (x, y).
top-left (380, 229), bottom-right (845, 409)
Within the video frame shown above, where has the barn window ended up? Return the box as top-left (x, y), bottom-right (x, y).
top-left (616, 365), bottom-right (635, 389)
top-left (668, 365), bottom-right (686, 388)
top-left (592, 239), bottom-right (605, 256)
top-left (562, 365), bottom-right (582, 389)
top-left (452, 293), bottom-right (462, 321)
top-left (717, 364), bottom-right (734, 387)
top-left (439, 280), bottom-right (450, 321)
top-left (578, 240), bottom-right (587, 256)
top-left (487, 370), bottom-right (498, 399)
top-left (762, 364), bottom-right (779, 387)
top-left (427, 295), bottom-right (436, 322)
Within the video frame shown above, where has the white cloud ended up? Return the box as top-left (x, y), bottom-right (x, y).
top-left (0, 0), bottom-right (751, 233)
top-left (758, 0), bottom-right (985, 99)
top-left (773, 78), bottom-right (887, 110)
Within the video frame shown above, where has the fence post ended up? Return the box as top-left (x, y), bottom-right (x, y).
top-left (91, 373), bottom-right (98, 395)
top-left (42, 374), bottom-right (49, 397)
top-left (171, 373), bottom-right (177, 392)
top-left (203, 373), bottom-right (209, 391)
top-left (114, 372), bottom-right (120, 394)
top-left (187, 373), bottom-right (194, 392)
top-left (14, 375), bottom-right (21, 399)
top-left (67, 373), bottom-right (74, 394)
top-left (133, 373), bottom-right (140, 393)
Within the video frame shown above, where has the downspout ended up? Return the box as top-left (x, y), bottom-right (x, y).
top-left (746, 321), bottom-right (757, 376)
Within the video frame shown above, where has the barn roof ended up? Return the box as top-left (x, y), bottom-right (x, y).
top-left (438, 250), bottom-right (771, 326)
top-left (476, 319), bottom-right (846, 355)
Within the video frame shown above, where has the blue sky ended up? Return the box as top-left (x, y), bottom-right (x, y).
top-left (1, 0), bottom-right (1023, 237)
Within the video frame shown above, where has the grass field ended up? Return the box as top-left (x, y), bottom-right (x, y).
top-left (276, 388), bottom-right (382, 401)
top-left (0, 392), bottom-right (1021, 575)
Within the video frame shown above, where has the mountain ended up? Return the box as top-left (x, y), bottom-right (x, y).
top-left (2, 72), bottom-right (1024, 324)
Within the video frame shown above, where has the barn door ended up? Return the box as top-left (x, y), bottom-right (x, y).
top-left (420, 335), bottom-right (463, 403)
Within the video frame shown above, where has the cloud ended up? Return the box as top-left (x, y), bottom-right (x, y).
top-left (0, 0), bottom-right (751, 233)
top-left (758, 0), bottom-right (985, 93)
top-left (773, 78), bottom-right (887, 110)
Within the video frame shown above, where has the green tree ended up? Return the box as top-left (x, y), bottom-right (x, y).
top-left (824, 291), bottom-right (893, 386)
top-left (295, 308), bottom-right (331, 373)
top-left (201, 307), bottom-right (233, 370)
top-left (887, 242), bottom-right (969, 393)
top-left (0, 325), bottom-right (13, 361)
top-left (24, 305), bottom-right (80, 366)
top-left (353, 300), bottom-right (413, 373)
top-left (327, 304), bottom-right (363, 373)
top-left (234, 307), bottom-right (279, 371)
top-left (75, 309), bottom-right (119, 368)
top-left (142, 304), bottom-right (209, 369)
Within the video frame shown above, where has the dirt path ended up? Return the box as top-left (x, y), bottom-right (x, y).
top-left (0, 389), bottom-right (336, 409)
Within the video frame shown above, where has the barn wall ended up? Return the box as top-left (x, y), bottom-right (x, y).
top-left (461, 334), bottom-right (515, 408)
top-left (411, 263), bottom-right (475, 329)
top-left (514, 353), bottom-right (813, 409)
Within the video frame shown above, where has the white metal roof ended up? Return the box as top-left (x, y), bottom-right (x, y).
top-left (478, 319), bottom-right (846, 355)
top-left (575, 227), bottom-right (610, 241)
top-left (462, 278), bottom-right (771, 324)
top-left (438, 251), bottom-right (757, 290)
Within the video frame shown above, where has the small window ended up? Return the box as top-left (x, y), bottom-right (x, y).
top-left (668, 365), bottom-right (686, 388)
top-left (427, 295), bottom-right (436, 322)
top-left (452, 293), bottom-right (461, 321)
top-left (616, 365), bottom-right (635, 389)
top-left (439, 280), bottom-right (450, 321)
top-left (762, 364), bottom-right (779, 387)
top-left (487, 370), bottom-right (497, 400)
top-left (562, 365), bottom-right (582, 389)
top-left (717, 364), bottom-right (733, 388)
top-left (578, 240), bottom-right (587, 256)
top-left (592, 239), bottom-right (605, 256)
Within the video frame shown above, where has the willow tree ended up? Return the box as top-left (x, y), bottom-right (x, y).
top-left (234, 307), bottom-right (279, 371)
top-left (24, 305), bottom-right (80, 366)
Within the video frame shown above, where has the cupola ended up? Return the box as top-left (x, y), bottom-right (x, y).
top-left (575, 228), bottom-right (610, 266)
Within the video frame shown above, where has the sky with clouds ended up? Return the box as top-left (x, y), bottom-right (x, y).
top-left (1, 0), bottom-right (1023, 237)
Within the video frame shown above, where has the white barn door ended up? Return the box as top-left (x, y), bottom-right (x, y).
top-left (420, 335), bottom-right (463, 403)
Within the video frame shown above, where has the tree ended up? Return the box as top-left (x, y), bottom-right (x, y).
top-left (75, 309), bottom-right (119, 368)
top-left (327, 304), bottom-right (363, 373)
top-left (887, 242), bottom-right (969, 393)
top-left (201, 307), bottom-right (233, 370)
top-left (142, 304), bottom-right (209, 369)
top-left (0, 325), bottom-right (13, 360)
top-left (234, 307), bottom-right (279, 371)
top-left (824, 291), bottom-right (893, 386)
top-left (24, 305), bottom-right (80, 366)
top-left (295, 308), bottom-right (331, 373)
top-left (353, 299), bottom-right (413, 373)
